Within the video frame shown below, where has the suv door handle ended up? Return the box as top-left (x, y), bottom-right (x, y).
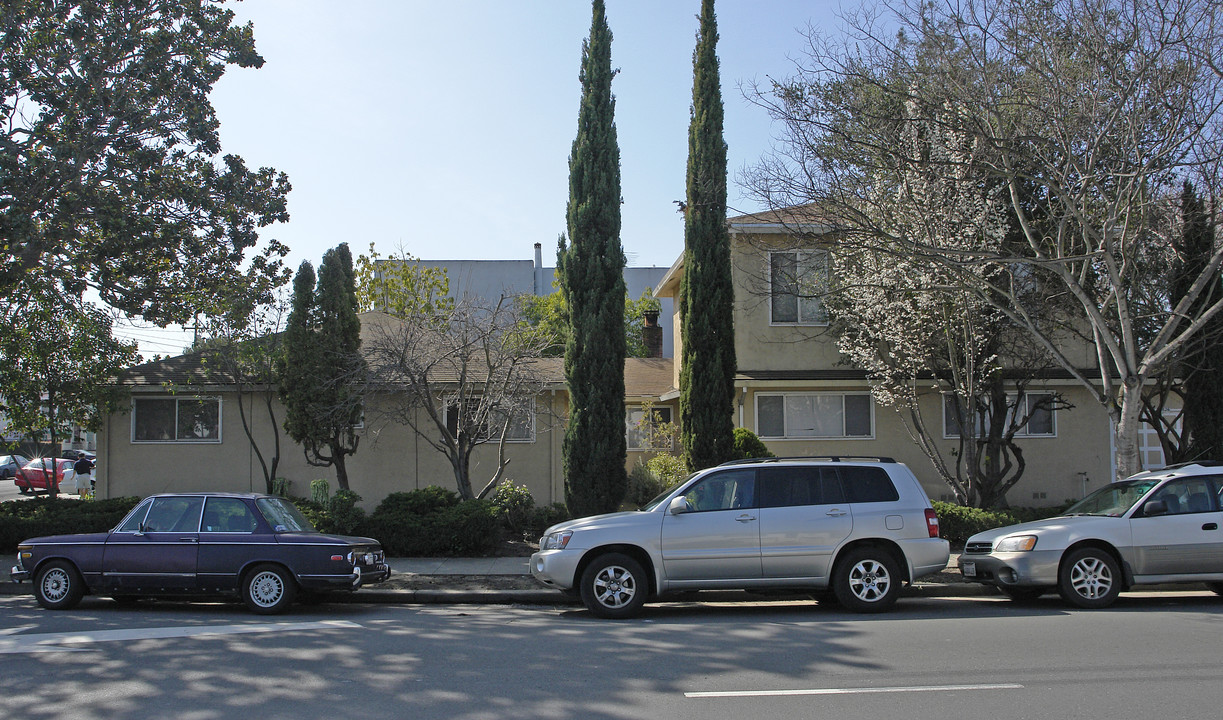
top-left (735, 514), bottom-right (756, 523)
top-left (1204, 523), bottom-right (1218, 531)
top-left (826, 509), bottom-right (848, 517)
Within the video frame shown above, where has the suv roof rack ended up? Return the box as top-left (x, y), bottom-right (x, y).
top-left (717, 456), bottom-right (897, 467)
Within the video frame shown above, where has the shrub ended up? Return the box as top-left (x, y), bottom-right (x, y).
top-left (932, 501), bottom-right (1070, 546)
top-left (0, 497), bottom-right (141, 553)
top-left (490, 482), bottom-right (536, 540)
top-left (367, 497), bottom-right (502, 556)
top-left (731, 427), bottom-right (775, 459)
top-left (374, 486), bottom-right (460, 517)
top-left (527, 503), bottom-right (571, 539)
top-left (326, 489), bottom-right (366, 535)
top-left (310, 479), bottom-right (330, 505)
top-left (626, 463), bottom-right (667, 508)
top-left (645, 453), bottom-right (688, 488)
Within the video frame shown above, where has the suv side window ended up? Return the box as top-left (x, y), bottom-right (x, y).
top-left (840, 466), bottom-right (900, 503)
top-left (759, 467), bottom-right (846, 508)
top-left (684, 470), bottom-right (756, 512)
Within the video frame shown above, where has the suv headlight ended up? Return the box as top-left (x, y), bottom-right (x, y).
top-left (995, 535), bottom-right (1038, 552)
top-left (541, 531), bottom-right (572, 551)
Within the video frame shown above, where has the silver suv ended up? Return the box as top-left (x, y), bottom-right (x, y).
top-left (959, 462), bottom-right (1223, 608)
top-left (531, 457), bottom-right (950, 618)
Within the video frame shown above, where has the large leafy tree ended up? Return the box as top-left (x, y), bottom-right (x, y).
top-left (1, 0), bottom-right (290, 325)
top-left (519, 283), bottom-right (660, 358)
top-left (747, 0), bottom-right (1223, 479)
top-left (679, 0), bottom-right (736, 472)
top-left (279, 244), bottom-right (365, 491)
top-left (559, 0), bottom-right (628, 516)
top-left (0, 297), bottom-right (138, 497)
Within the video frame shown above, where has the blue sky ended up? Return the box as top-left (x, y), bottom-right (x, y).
top-left (117, 0), bottom-right (844, 355)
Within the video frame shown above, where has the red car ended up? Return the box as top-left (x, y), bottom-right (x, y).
top-left (13, 458), bottom-right (77, 494)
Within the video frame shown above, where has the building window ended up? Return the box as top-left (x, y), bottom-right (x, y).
top-left (132, 397), bottom-right (221, 443)
top-left (445, 400), bottom-right (534, 442)
top-left (626, 406), bottom-right (674, 451)
top-left (756, 393), bottom-right (873, 439)
top-left (942, 392), bottom-right (1056, 438)
top-left (770, 250), bottom-right (830, 325)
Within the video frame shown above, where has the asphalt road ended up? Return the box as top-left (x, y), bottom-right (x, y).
top-left (1, 591), bottom-right (1221, 720)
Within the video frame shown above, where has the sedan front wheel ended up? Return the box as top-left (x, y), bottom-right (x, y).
top-left (35, 560), bottom-right (85, 610)
top-left (1058, 548), bottom-right (1121, 609)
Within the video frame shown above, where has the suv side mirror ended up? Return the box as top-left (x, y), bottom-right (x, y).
top-left (1143, 500), bottom-right (1168, 517)
top-left (668, 496), bottom-right (693, 515)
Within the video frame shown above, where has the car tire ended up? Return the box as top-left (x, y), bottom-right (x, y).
top-left (832, 547), bottom-right (901, 613)
top-left (579, 553), bottom-right (648, 619)
top-left (1000, 587), bottom-right (1046, 603)
top-left (18, 484), bottom-right (31, 495)
top-left (1058, 547), bottom-right (1121, 609)
top-left (242, 564), bottom-right (297, 615)
top-left (34, 560), bottom-right (85, 610)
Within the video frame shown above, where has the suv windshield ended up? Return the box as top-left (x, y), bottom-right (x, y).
top-left (1064, 478), bottom-right (1161, 517)
top-left (256, 497), bottom-right (317, 532)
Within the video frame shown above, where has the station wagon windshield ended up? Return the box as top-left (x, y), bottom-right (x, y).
top-left (256, 497), bottom-right (316, 532)
top-left (1064, 479), bottom-right (1161, 517)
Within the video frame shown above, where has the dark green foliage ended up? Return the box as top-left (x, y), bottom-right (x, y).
top-left (730, 428), bottom-right (774, 460)
top-left (490, 483), bottom-right (536, 540)
top-left (365, 494), bottom-right (501, 557)
top-left (931, 501), bottom-right (1071, 547)
top-left (679, 0), bottom-right (737, 472)
top-left (0, 497), bottom-right (141, 553)
top-left (626, 463), bottom-right (667, 507)
top-left (375, 487), bottom-right (460, 517)
top-left (528, 503), bottom-right (573, 539)
top-left (278, 244), bottom-right (366, 490)
top-left (560, 0), bottom-right (628, 517)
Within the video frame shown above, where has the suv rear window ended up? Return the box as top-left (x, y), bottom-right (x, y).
top-left (840, 466), bottom-right (900, 503)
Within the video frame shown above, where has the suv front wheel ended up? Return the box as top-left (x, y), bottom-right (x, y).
top-left (579, 553), bottom-right (648, 619)
top-left (833, 547), bottom-right (901, 613)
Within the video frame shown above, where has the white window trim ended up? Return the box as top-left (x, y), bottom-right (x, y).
top-left (768, 249), bottom-right (831, 326)
top-left (941, 391), bottom-right (1057, 439)
top-left (131, 396), bottom-right (223, 444)
top-left (755, 392), bottom-right (875, 440)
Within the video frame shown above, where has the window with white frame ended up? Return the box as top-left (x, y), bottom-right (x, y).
top-left (942, 392), bottom-right (1056, 438)
top-left (626, 406), bottom-right (674, 451)
top-left (756, 393), bottom-right (873, 439)
top-left (132, 397), bottom-right (221, 443)
top-left (445, 399), bottom-right (534, 442)
top-left (770, 250), bottom-right (830, 325)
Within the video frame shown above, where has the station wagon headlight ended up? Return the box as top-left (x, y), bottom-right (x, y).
top-left (541, 531), bottom-right (572, 551)
top-left (995, 535), bottom-right (1038, 552)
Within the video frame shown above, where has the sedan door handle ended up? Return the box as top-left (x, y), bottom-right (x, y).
top-left (826, 509), bottom-right (848, 517)
top-left (735, 514), bottom-right (757, 523)
top-left (179, 537), bottom-right (199, 543)
top-left (1203, 523), bottom-right (1218, 531)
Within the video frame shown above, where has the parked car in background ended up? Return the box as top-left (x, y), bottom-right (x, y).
top-left (11, 492), bottom-right (391, 614)
top-left (958, 462), bottom-right (1223, 608)
top-left (531, 456), bottom-right (949, 618)
top-left (1, 454), bottom-right (31, 480)
top-left (13, 458), bottom-right (76, 494)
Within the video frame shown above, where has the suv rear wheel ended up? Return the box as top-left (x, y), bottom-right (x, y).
top-left (579, 553), bottom-right (647, 619)
top-left (833, 547), bottom-right (901, 612)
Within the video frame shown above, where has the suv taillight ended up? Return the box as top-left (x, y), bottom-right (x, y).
top-left (925, 508), bottom-right (940, 538)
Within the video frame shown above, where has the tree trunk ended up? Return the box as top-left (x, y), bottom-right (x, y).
top-left (1114, 378), bottom-right (1144, 480)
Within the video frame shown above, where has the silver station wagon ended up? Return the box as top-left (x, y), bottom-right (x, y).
top-left (959, 463), bottom-right (1223, 607)
top-left (531, 457), bottom-right (950, 618)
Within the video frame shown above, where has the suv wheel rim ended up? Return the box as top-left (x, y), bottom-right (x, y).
top-left (593, 565), bottom-right (637, 609)
top-left (41, 568), bottom-right (70, 602)
top-left (1069, 557), bottom-right (1113, 599)
top-left (250, 571), bottom-right (284, 607)
top-left (848, 559), bottom-right (891, 602)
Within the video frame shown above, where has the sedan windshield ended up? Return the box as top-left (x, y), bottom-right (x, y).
top-left (256, 497), bottom-right (317, 532)
top-left (1064, 479), bottom-right (1161, 517)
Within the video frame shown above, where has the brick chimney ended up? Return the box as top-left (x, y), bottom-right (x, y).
top-left (642, 310), bottom-right (663, 358)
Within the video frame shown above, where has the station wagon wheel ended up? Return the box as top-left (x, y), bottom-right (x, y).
top-left (242, 564), bottom-right (297, 615)
top-left (1057, 547), bottom-right (1121, 609)
top-left (832, 547), bottom-right (901, 613)
top-left (35, 560), bottom-right (85, 610)
top-left (579, 553), bottom-right (648, 619)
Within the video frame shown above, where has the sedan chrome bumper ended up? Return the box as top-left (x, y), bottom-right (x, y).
top-left (10, 565), bottom-right (30, 583)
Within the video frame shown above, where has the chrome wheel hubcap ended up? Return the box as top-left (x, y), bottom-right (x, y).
top-left (848, 559), bottom-right (891, 602)
top-left (593, 565), bottom-right (637, 608)
top-left (250, 571), bottom-right (284, 607)
top-left (41, 569), bottom-right (69, 602)
top-left (1070, 557), bottom-right (1113, 599)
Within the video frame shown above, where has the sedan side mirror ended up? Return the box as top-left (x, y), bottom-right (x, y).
top-left (668, 496), bottom-right (693, 515)
top-left (1143, 500), bottom-right (1168, 517)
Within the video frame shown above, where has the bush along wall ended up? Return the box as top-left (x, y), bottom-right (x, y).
top-left (0, 497), bottom-right (141, 553)
top-left (932, 501), bottom-right (1071, 547)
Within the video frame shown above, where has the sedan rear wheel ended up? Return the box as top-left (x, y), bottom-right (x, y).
top-left (242, 564), bottom-right (297, 615)
top-left (1058, 548), bottom-right (1121, 609)
top-left (35, 560), bottom-right (85, 610)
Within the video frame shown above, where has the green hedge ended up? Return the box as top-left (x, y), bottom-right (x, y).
top-left (0, 497), bottom-right (141, 553)
top-left (933, 500), bottom-right (1070, 547)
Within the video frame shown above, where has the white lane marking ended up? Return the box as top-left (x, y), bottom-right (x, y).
top-left (0, 620), bottom-right (362, 655)
top-left (686, 683), bottom-right (1024, 698)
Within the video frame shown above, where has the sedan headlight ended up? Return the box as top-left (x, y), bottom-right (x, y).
top-left (541, 530), bottom-right (572, 551)
top-left (995, 535), bottom-right (1038, 552)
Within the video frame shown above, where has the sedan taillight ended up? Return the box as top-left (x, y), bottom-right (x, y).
top-left (925, 508), bottom-right (941, 538)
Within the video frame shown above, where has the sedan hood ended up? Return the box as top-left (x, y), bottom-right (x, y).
top-left (275, 532), bottom-right (382, 547)
top-left (967, 515), bottom-right (1117, 544)
top-left (22, 532), bottom-right (111, 545)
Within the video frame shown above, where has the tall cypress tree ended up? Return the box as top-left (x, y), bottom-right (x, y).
top-left (560, 0), bottom-right (628, 516)
top-left (680, 0), bottom-right (736, 471)
top-left (1174, 181), bottom-right (1223, 461)
top-left (279, 243), bottom-right (365, 490)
